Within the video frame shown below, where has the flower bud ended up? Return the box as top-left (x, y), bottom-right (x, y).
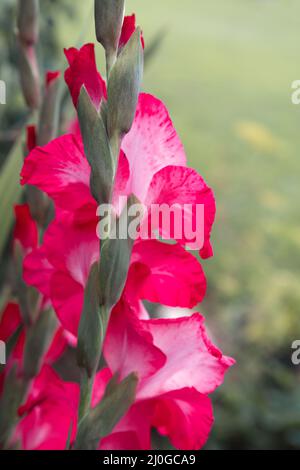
top-left (17, 0), bottom-right (39, 45)
top-left (23, 309), bottom-right (57, 380)
top-left (77, 86), bottom-right (114, 205)
top-left (107, 27), bottom-right (143, 157)
top-left (94, 0), bottom-right (125, 54)
top-left (37, 71), bottom-right (61, 146)
top-left (18, 41), bottom-right (41, 109)
top-left (77, 263), bottom-right (104, 378)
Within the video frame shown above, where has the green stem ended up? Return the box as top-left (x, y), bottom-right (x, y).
top-left (78, 369), bottom-right (93, 423)
top-left (109, 131), bottom-right (122, 167)
top-left (106, 49), bottom-right (117, 79)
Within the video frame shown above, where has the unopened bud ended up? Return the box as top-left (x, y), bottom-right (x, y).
top-left (23, 309), bottom-right (57, 379)
top-left (38, 71), bottom-right (61, 146)
top-left (77, 86), bottom-right (114, 205)
top-left (107, 28), bottom-right (143, 156)
top-left (94, 0), bottom-right (125, 55)
top-left (17, 0), bottom-right (39, 45)
top-left (18, 41), bottom-right (41, 109)
top-left (77, 263), bottom-right (104, 378)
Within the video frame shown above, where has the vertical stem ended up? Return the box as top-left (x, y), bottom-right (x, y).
top-left (78, 370), bottom-right (93, 423)
top-left (105, 49), bottom-right (117, 79)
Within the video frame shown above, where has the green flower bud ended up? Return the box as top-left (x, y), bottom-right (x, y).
top-left (17, 0), bottom-right (39, 45)
top-left (94, 0), bottom-right (125, 55)
top-left (107, 27), bottom-right (143, 158)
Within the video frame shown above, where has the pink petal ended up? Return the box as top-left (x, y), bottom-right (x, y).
top-left (0, 303), bottom-right (21, 342)
top-left (41, 214), bottom-right (98, 285)
top-left (21, 134), bottom-right (94, 213)
top-left (100, 431), bottom-right (144, 450)
top-left (138, 313), bottom-right (235, 399)
top-left (152, 388), bottom-right (213, 450)
top-left (45, 327), bottom-right (69, 364)
top-left (144, 165), bottom-right (216, 257)
top-left (50, 272), bottom-right (84, 336)
top-left (24, 214), bottom-right (98, 335)
top-left (13, 204), bottom-right (38, 252)
top-left (122, 93), bottom-right (186, 202)
top-left (92, 368), bottom-right (112, 407)
top-left (104, 301), bottom-right (166, 383)
top-left (64, 43), bottom-right (107, 109)
top-left (23, 246), bottom-right (54, 299)
top-left (15, 366), bottom-right (79, 450)
top-left (111, 151), bottom-right (130, 212)
top-left (128, 240), bottom-right (207, 308)
top-left (100, 401), bottom-right (153, 450)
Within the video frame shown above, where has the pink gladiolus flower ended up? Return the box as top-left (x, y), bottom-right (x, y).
top-left (14, 366), bottom-right (79, 450)
top-left (14, 28), bottom-right (235, 453)
top-left (20, 46), bottom-right (215, 336)
top-left (23, 211), bottom-right (207, 336)
top-left (102, 310), bottom-right (233, 450)
top-left (21, 92), bottom-right (215, 256)
top-left (13, 309), bottom-right (234, 450)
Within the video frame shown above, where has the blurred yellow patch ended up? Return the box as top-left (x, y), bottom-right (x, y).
top-left (261, 190), bottom-right (286, 210)
top-left (235, 120), bottom-right (281, 154)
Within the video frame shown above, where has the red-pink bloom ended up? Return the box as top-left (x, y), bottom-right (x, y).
top-left (21, 92), bottom-right (215, 256)
top-left (14, 366), bottom-right (79, 450)
top-left (64, 43), bottom-right (107, 109)
top-left (21, 87), bottom-right (214, 335)
top-left (13, 309), bottom-right (234, 450)
top-left (14, 33), bottom-right (233, 452)
top-left (23, 211), bottom-right (206, 336)
top-left (101, 308), bottom-right (234, 450)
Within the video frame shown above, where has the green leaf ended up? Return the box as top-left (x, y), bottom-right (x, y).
top-left (77, 86), bottom-right (114, 204)
top-left (23, 308), bottom-right (58, 379)
top-left (0, 129), bottom-right (26, 258)
top-left (107, 27), bottom-right (143, 157)
top-left (74, 372), bottom-right (138, 450)
top-left (77, 262), bottom-right (107, 378)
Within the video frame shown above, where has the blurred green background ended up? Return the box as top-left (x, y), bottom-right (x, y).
top-left (1, 0), bottom-right (300, 449)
